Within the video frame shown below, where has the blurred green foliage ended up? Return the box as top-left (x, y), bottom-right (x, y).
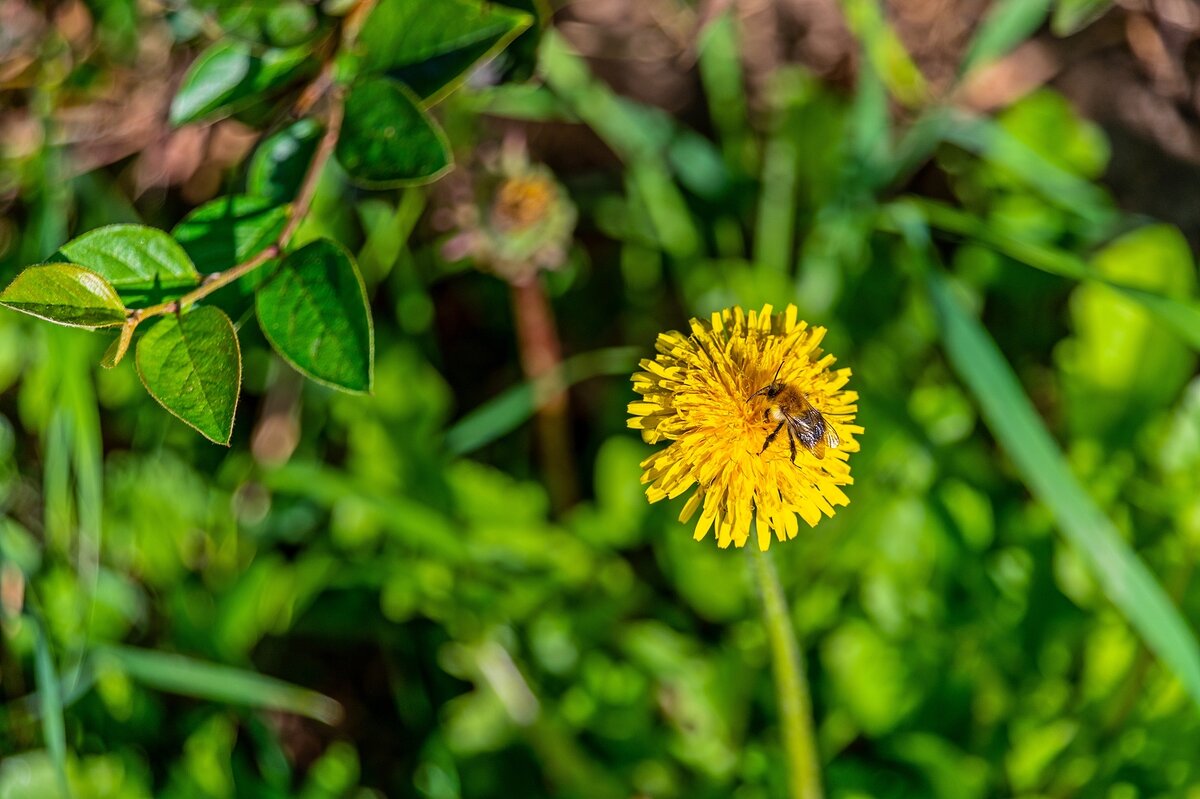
top-left (3, 1), bottom-right (1200, 798)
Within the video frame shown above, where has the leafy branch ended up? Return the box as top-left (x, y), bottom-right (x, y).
top-left (0, 0), bottom-right (535, 444)
top-left (119, 82), bottom-right (346, 351)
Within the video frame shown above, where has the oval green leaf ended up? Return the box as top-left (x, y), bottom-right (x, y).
top-left (170, 41), bottom-right (251, 125)
top-left (136, 306), bottom-right (242, 444)
top-left (256, 239), bottom-right (373, 393)
top-left (170, 40), bottom-right (313, 127)
top-left (335, 77), bottom-right (451, 188)
top-left (264, 1), bottom-right (318, 47)
top-left (359, 0), bottom-right (533, 103)
top-left (173, 195), bottom-right (289, 273)
top-left (58, 224), bottom-right (201, 291)
top-left (247, 119), bottom-right (322, 204)
top-left (0, 264), bottom-right (127, 328)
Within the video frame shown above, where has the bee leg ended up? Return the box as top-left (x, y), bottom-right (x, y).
top-left (787, 427), bottom-right (798, 464)
top-left (760, 420), bottom-right (785, 453)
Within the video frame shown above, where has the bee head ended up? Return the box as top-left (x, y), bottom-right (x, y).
top-left (747, 363), bottom-right (787, 403)
top-left (747, 381), bottom-right (782, 402)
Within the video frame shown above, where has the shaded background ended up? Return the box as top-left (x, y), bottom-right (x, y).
top-left (4, 0), bottom-right (1200, 797)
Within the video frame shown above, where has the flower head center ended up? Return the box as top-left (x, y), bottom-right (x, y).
top-left (491, 175), bottom-right (556, 231)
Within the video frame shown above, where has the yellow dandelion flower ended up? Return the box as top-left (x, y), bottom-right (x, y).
top-left (628, 304), bottom-right (862, 551)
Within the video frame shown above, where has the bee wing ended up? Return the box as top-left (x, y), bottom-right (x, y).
top-left (793, 391), bottom-right (817, 412)
top-left (799, 393), bottom-right (840, 451)
top-left (786, 412), bottom-right (825, 458)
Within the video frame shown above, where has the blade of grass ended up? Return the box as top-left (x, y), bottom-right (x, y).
top-left (895, 198), bottom-right (1200, 350)
top-left (1051, 0), bottom-right (1114, 35)
top-left (885, 107), bottom-right (953, 187)
top-left (540, 31), bottom-right (706, 257)
top-left (32, 617), bottom-right (70, 798)
top-left (754, 108), bottom-right (800, 273)
top-left (939, 112), bottom-right (1113, 226)
top-left (539, 29), bottom-right (673, 162)
top-left (838, 0), bottom-right (927, 106)
top-left (98, 645), bottom-right (344, 725)
top-left (959, 0), bottom-right (1051, 77)
top-left (628, 161), bottom-right (704, 259)
top-left (698, 10), bottom-right (758, 175)
top-left (60, 333), bottom-right (104, 699)
top-left (461, 84), bottom-right (580, 123)
top-left (445, 346), bottom-right (641, 456)
top-left (43, 408), bottom-right (72, 555)
top-left (848, 53), bottom-right (891, 178)
top-left (263, 462), bottom-right (467, 561)
top-left (927, 270), bottom-right (1200, 708)
top-left (7, 661), bottom-right (95, 720)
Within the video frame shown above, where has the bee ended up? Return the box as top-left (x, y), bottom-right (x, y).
top-left (747, 364), bottom-right (840, 462)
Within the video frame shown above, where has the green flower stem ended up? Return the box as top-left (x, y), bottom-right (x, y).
top-left (753, 547), bottom-right (824, 799)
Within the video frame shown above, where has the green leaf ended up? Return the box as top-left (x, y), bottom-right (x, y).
top-left (99, 645), bottom-right (343, 725)
top-left (256, 239), bottom-right (373, 393)
top-left (335, 77), bottom-right (451, 187)
top-left (488, 0), bottom-right (548, 84)
top-left (463, 84), bottom-right (578, 122)
top-left (136, 306), bottom-right (242, 444)
top-left (170, 40), bottom-right (313, 126)
top-left (1116, 287), bottom-right (1200, 351)
top-left (57, 223), bottom-right (201, 290)
top-left (359, 0), bottom-right (532, 103)
top-left (1057, 225), bottom-right (1197, 438)
top-left (247, 118), bottom-right (322, 204)
top-left (173, 195), bottom-right (288, 272)
top-left (264, 1), bottom-right (318, 47)
top-left (0, 264), bottom-right (127, 328)
top-left (927, 270), bottom-right (1200, 709)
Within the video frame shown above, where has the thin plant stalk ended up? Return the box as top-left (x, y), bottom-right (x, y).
top-left (753, 547), bottom-right (824, 799)
top-left (510, 274), bottom-right (577, 513)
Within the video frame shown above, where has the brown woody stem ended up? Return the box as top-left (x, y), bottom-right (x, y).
top-left (120, 0), bottom-right (381, 339)
top-left (129, 92), bottom-right (343, 328)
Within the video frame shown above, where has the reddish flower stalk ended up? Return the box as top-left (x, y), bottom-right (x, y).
top-left (510, 275), bottom-right (577, 513)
